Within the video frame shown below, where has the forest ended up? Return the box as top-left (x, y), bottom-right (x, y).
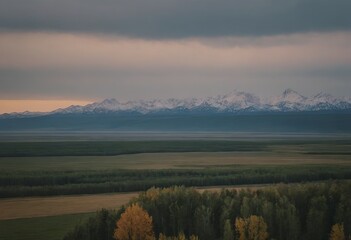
top-left (1, 165), bottom-right (351, 198)
top-left (63, 181), bottom-right (351, 240)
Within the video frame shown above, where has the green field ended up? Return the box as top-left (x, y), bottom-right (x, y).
top-left (1, 151), bottom-right (350, 172)
top-left (0, 140), bottom-right (266, 157)
top-left (0, 139), bottom-right (350, 157)
top-left (0, 139), bottom-right (350, 172)
top-left (0, 213), bottom-right (94, 240)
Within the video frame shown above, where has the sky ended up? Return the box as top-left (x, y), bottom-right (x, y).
top-left (0, 0), bottom-right (351, 113)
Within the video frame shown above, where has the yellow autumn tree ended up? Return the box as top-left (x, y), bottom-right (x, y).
top-left (189, 235), bottom-right (199, 240)
top-left (158, 233), bottom-right (168, 240)
top-left (235, 215), bottom-right (268, 240)
top-left (330, 223), bottom-right (345, 240)
top-left (114, 204), bottom-right (155, 240)
top-left (158, 233), bottom-right (199, 240)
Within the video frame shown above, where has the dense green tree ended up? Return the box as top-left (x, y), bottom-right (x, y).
top-left (63, 209), bottom-right (120, 240)
top-left (275, 196), bottom-right (300, 240)
top-left (260, 200), bottom-right (274, 237)
top-left (194, 205), bottom-right (215, 240)
top-left (240, 197), bottom-right (252, 218)
top-left (306, 196), bottom-right (328, 240)
top-left (223, 219), bottom-right (234, 240)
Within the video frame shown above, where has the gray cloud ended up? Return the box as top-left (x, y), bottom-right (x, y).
top-left (1, 64), bottom-right (350, 101)
top-left (1, 31), bottom-right (350, 101)
top-left (0, 0), bottom-right (351, 38)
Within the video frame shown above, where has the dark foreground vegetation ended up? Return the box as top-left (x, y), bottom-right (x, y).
top-left (63, 181), bottom-right (351, 240)
top-left (1, 165), bottom-right (351, 198)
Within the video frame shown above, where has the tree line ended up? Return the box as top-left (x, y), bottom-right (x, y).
top-left (63, 181), bottom-right (351, 240)
top-left (1, 165), bottom-right (351, 198)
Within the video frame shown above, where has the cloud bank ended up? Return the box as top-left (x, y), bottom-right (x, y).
top-left (1, 0), bottom-right (350, 39)
top-left (0, 32), bottom-right (350, 100)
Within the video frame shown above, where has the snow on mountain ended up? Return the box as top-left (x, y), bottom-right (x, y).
top-left (65, 89), bottom-right (351, 113)
top-left (305, 92), bottom-right (351, 111)
top-left (205, 90), bottom-right (261, 111)
top-left (1, 89), bottom-right (351, 118)
top-left (312, 92), bottom-right (337, 103)
top-left (52, 105), bottom-right (86, 114)
top-left (0, 111), bottom-right (48, 119)
top-left (271, 89), bottom-right (307, 104)
top-left (267, 89), bottom-right (308, 111)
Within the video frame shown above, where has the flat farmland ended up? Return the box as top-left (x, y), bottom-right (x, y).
top-left (1, 139), bottom-right (350, 158)
top-left (0, 152), bottom-right (267, 172)
top-left (0, 184), bottom-right (271, 220)
top-left (0, 151), bottom-right (350, 172)
top-left (1, 139), bottom-right (350, 198)
top-left (0, 192), bottom-right (138, 220)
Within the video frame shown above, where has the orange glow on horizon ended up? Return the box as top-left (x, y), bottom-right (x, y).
top-left (0, 100), bottom-right (92, 114)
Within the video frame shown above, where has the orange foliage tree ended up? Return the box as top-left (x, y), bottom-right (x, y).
top-left (235, 215), bottom-right (268, 240)
top-left (114, 203), bottom-right (155, 240)
top-left (330, 223), bottom-right (345, 240)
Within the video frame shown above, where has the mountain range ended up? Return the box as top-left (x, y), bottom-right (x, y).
top-left (2, 89), bottom-right (351, 119)
top-left (1, 89), bottom-right (351, 132)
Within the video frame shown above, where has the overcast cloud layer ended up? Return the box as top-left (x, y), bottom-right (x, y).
top-left (0, 32), bottom-right (350, 101)
top-left (1, 0), bottom-right (351, 38)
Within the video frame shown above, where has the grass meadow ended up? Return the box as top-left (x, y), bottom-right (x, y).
top-left (0, 213), bottom-right (94, 240)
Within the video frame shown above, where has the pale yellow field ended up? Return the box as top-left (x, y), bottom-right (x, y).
top-left (0, 192), bottom-right (138, 220)
top-left (0, 184), bottom-right (272, 220)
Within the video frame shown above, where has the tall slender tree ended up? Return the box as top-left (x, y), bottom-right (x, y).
top-left (223, 219), bottom-right (234, 240)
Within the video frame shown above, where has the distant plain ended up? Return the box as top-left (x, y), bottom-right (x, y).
top-left (0, 151), bottom-right (350, 172)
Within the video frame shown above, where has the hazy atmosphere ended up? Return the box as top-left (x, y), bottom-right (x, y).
top-left (0, 0), bottom-right (351, 112)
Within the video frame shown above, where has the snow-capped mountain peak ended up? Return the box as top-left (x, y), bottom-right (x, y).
top-left (223, 90), bottom-right (260, 103)
top-left (1, 89), bottom-right (350, 119)
top-left (283, 88), bottom-right (298, 96)
top-left (279, 88), bottom-right (307, 102)
top-left (207, 90), bottom-right (261, 110)
top-left (312, 92), bottom-right (337, 102)
top-left (265, 89), bottom-right (309, 111)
